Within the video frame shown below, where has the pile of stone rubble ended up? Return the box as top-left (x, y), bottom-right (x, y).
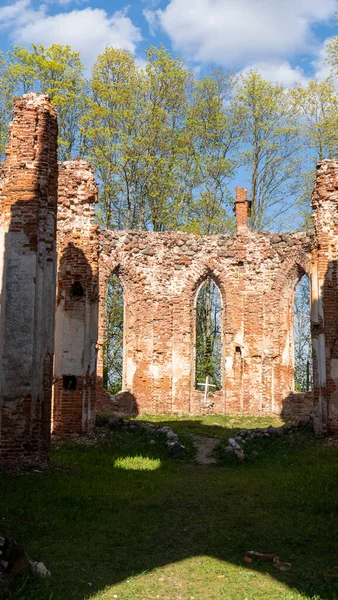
top-left (95, 416), bottom-right (185, 457)
top-left (0, 535), bottom-right (50, 599)
top-left (224, 416), bottom-right (312, 460)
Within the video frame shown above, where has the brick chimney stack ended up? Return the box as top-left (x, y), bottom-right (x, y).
top-left (235, 187), bottom-right (250, 234)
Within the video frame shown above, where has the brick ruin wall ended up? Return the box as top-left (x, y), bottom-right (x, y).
top-left (0, 94), bottom-right (58, 468)
top-left (3, 95), bottom-right (338, 468)
top-left (53, 160), bottom-right (99, 435)
top-left (95, 227), bottom-right (313, 418)
top-left (311, 160), bottom-right (338, 435)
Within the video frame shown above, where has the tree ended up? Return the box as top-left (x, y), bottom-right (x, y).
top-left (81, 47), bottom-right (143, 229)
top-left (4, 44), bottom-right (86, 159)
top-left (0, 51), bottom-right (14, 161)
top-left (290, 79), bottom-right (338, 228)
top-left (83, 45), bottom-right (196, 231)
top-left (291, 79), bottom-right (338, 161)
top-left (232, 71), bottom-right (301, 231)
top-left (184, 69), bottom-right (239, 234)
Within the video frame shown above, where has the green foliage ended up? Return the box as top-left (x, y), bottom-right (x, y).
top-left (291, 79), bottom-right (338, 162)
top-left (103, 273), bottom-right (124, 394)
top-left (3, 43), bottom-right (86, 159)
top-left (233, 70), bottom-right (302, 231)
top-left (0, 50), bottom-right (13, 161)
top-left (80, 45), bottom-right (237, 232)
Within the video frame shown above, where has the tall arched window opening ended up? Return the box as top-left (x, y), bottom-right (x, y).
top-left (103, 273), bottom-right (124, 394)
top-left (294, 274), bottom-right (312, 392)
top-left (195, 278), bottom-right (222, 391)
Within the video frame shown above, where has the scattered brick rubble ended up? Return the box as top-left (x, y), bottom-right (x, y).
top-left (95, 416), bottom-right (185, 457)
top-left (244, 551), bottom-right (291, 572)
top-left (0, 535), bottom-right (50, 599)
top-left (224, 417), bottom-right (312, 459)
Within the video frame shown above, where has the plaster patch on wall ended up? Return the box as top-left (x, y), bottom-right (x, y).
top-left (282, 331), bottom-right (290, 366)
top-left (149, 364), bottom-right (160, 379)
top-left (225, 355), bottom-right (233, 374)
top-left (126, 356), bottom-right (137, 388)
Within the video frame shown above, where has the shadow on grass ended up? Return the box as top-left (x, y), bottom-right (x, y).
top-left (1, 420), bottom-right (338, 600)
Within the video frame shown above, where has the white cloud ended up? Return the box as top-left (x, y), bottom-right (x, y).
top-left (150, 0), bottom-right (336, 65)
top-left (312, 38), bottom-right (332, 81)
top-left (241, 61), bottom-right (308, 87)
top-left (45, 0), bottom-right (89, 6)
top-left (143, 8), bottom-right (157, 36)
top-left (0, 1), bottom-right (142, 67)
top-left (0, 0), bottom-right (29, 23)
top-left (0, 0), bottom-right (44, 29)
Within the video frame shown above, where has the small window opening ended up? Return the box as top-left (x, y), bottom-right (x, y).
top-left (237, 261), bottom-right (244, 267)
top-left (71, 281), bottom-right (84, 298)
top-left (294, 274), bottom-right (312, 392)
top-left (235, 345), bottom-right (242, 355)
top-left (195, 278), bottom-right (222, 391)
top-left (63, 375), bottom-right (77, 390)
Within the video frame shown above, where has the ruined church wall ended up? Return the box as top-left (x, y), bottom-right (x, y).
top-left (52, 160), bottom-right (99, 434)
top-left (0, 94), bottom-right (58, 468)
top-left (96, 228), bottom-right (313, 417)
top-left (312, 160), bottom-right (338, 435)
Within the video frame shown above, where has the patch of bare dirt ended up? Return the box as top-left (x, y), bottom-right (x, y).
top-left (193, 436), bottom-right (219, 465)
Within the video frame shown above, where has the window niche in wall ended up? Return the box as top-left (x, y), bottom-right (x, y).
top-left (103, 273), bottom-right (124, 394)
top-left (71, 281), bottom-right (84, 298)
top-left (294, 274), bottom-right (312, 392)
top-left (195, 278), bottom-right (222, 392)
top-left (63, 375), bottom-right (77, 390)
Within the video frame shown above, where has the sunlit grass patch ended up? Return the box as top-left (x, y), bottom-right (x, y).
top-left (89, 556), bottom-right (310, 600)
top-left (113, 455), bottom-right (161, 471)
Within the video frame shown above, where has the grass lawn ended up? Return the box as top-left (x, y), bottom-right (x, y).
top-left (1, 415), bottom-right (338, 600)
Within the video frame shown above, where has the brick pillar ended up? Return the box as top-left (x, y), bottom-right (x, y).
top-left (312, 160), bottom-right (338, 435)
top-left (53, 160), bottom-right (99, 434)
top-left (0, 94), bottom-right (58, 469)
top-left (235, 187), bottom-right (249, 234)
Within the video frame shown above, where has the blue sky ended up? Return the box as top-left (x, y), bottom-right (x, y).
top-left (0, 0), bottom-right (337, 84)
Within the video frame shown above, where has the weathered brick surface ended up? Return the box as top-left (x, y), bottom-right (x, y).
top-left (312, 160), bottom-right (338, 435)
top-left (235, 186), bottom-right (249, 233)
top-left (96, 225), bottom-right (313, 417)
top-left (52, 160), bottom-right (99, 434)
top-left (0, 94), bottom-right (58, 468)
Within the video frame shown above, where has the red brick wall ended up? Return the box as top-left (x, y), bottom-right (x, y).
top-left (0, 94), bottom-right (58, 468)
top-left (312, 160), bottom-right (338, 435)
top-left (96, 229), bottom-right (313, 417)
top-left (52, 160), bottom-right (99, 435)
top-left (235, 187), bottom-right (249, 233)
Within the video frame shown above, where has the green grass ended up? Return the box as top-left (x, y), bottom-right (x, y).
top-left (0, 415), bottom-right (338, 600)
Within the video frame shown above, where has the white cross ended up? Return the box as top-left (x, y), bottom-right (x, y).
top-left (197, 375), bottom-right (216, 404)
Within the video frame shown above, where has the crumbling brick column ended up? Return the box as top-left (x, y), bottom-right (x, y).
top-left (53, 160), bottom-right (99, 434)
top-left (235, 187), bottom-right (250, 234)
top-left (312, 160), bottom-right (338, 435)
top-left (0, 94), bottom-right (58, 468)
